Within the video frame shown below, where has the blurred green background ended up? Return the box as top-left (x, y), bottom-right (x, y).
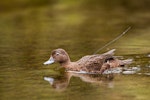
top-left (0, 0), bottom-right (150, 100)
top-left (0, 0), bottom-right (150, 54)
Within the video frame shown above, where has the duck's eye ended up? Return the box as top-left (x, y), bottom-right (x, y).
top-left (56, 52), bottom-right (60, 56)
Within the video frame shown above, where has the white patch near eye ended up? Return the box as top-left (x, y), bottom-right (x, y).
top-left (56, 52), bottom-right (60, 55)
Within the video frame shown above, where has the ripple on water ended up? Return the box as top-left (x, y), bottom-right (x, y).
top-left (122, 71), bottom-right (136, 74)
top-left (144, 73), bottom-right (150, 76)
top-left (122, 67), bottom-right (141, 75)
top-left (44, 77), bottom-right (54, 85)
top-left (103, 67), bottom-right (122, 74)
top-left (67, 67), bottom-right (142, 75)
top-left (103, 67), bottom-right (141, 75)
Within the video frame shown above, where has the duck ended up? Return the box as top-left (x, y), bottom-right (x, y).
top-left (43, 48), bottom-right (132, 74)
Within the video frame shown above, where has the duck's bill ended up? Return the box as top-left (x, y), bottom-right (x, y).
top-left (43, 57), bottom-right (54, 65)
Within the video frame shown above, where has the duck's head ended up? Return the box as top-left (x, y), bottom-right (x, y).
top-left (44, 48), bottom-right (71, 65)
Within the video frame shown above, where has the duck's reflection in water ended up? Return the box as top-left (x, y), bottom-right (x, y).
top-left (44, 72), bottom-right (114, 91)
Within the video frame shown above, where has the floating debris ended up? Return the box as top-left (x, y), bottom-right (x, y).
top-left (148, 54), bottom-right (150, 57)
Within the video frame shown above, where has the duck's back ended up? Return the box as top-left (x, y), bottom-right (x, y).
top-left (76, 52), bottom-right (114, 72)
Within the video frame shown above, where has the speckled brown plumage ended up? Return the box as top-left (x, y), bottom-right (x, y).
top-left (44, 48), bottom-right (132, 74)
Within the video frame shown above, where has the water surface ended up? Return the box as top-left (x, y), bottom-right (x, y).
top-left (0, 0), bottom-right (150, 100)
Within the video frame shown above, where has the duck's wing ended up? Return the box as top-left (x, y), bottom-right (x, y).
top-left (102, 49), bottom-right (116, 56)
top-left (76, 54), bottom-right (113, 72)
top-left (77, 49), bottom-right (116, 64)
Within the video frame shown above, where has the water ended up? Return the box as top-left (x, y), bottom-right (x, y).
top-left (0, 0), bottom-right (150, 100)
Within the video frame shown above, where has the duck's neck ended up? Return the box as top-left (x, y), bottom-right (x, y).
top-left (59, 53), bottom-right (72, 67)
top-left (60, 60), bottom-right (72, 68)
top-left (60, 61), bottom-right (78, 70)
top-left (59, 53), bottom-right (78, 70)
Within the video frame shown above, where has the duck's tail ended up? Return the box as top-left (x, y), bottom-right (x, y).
top-left (120, 59), bottom-right (133, 66)
top-left (103, 49), bottom-right (116, 56)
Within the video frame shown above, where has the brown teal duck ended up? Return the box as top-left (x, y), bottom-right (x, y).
top-left (44, 48), bottom-right (132, 74)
